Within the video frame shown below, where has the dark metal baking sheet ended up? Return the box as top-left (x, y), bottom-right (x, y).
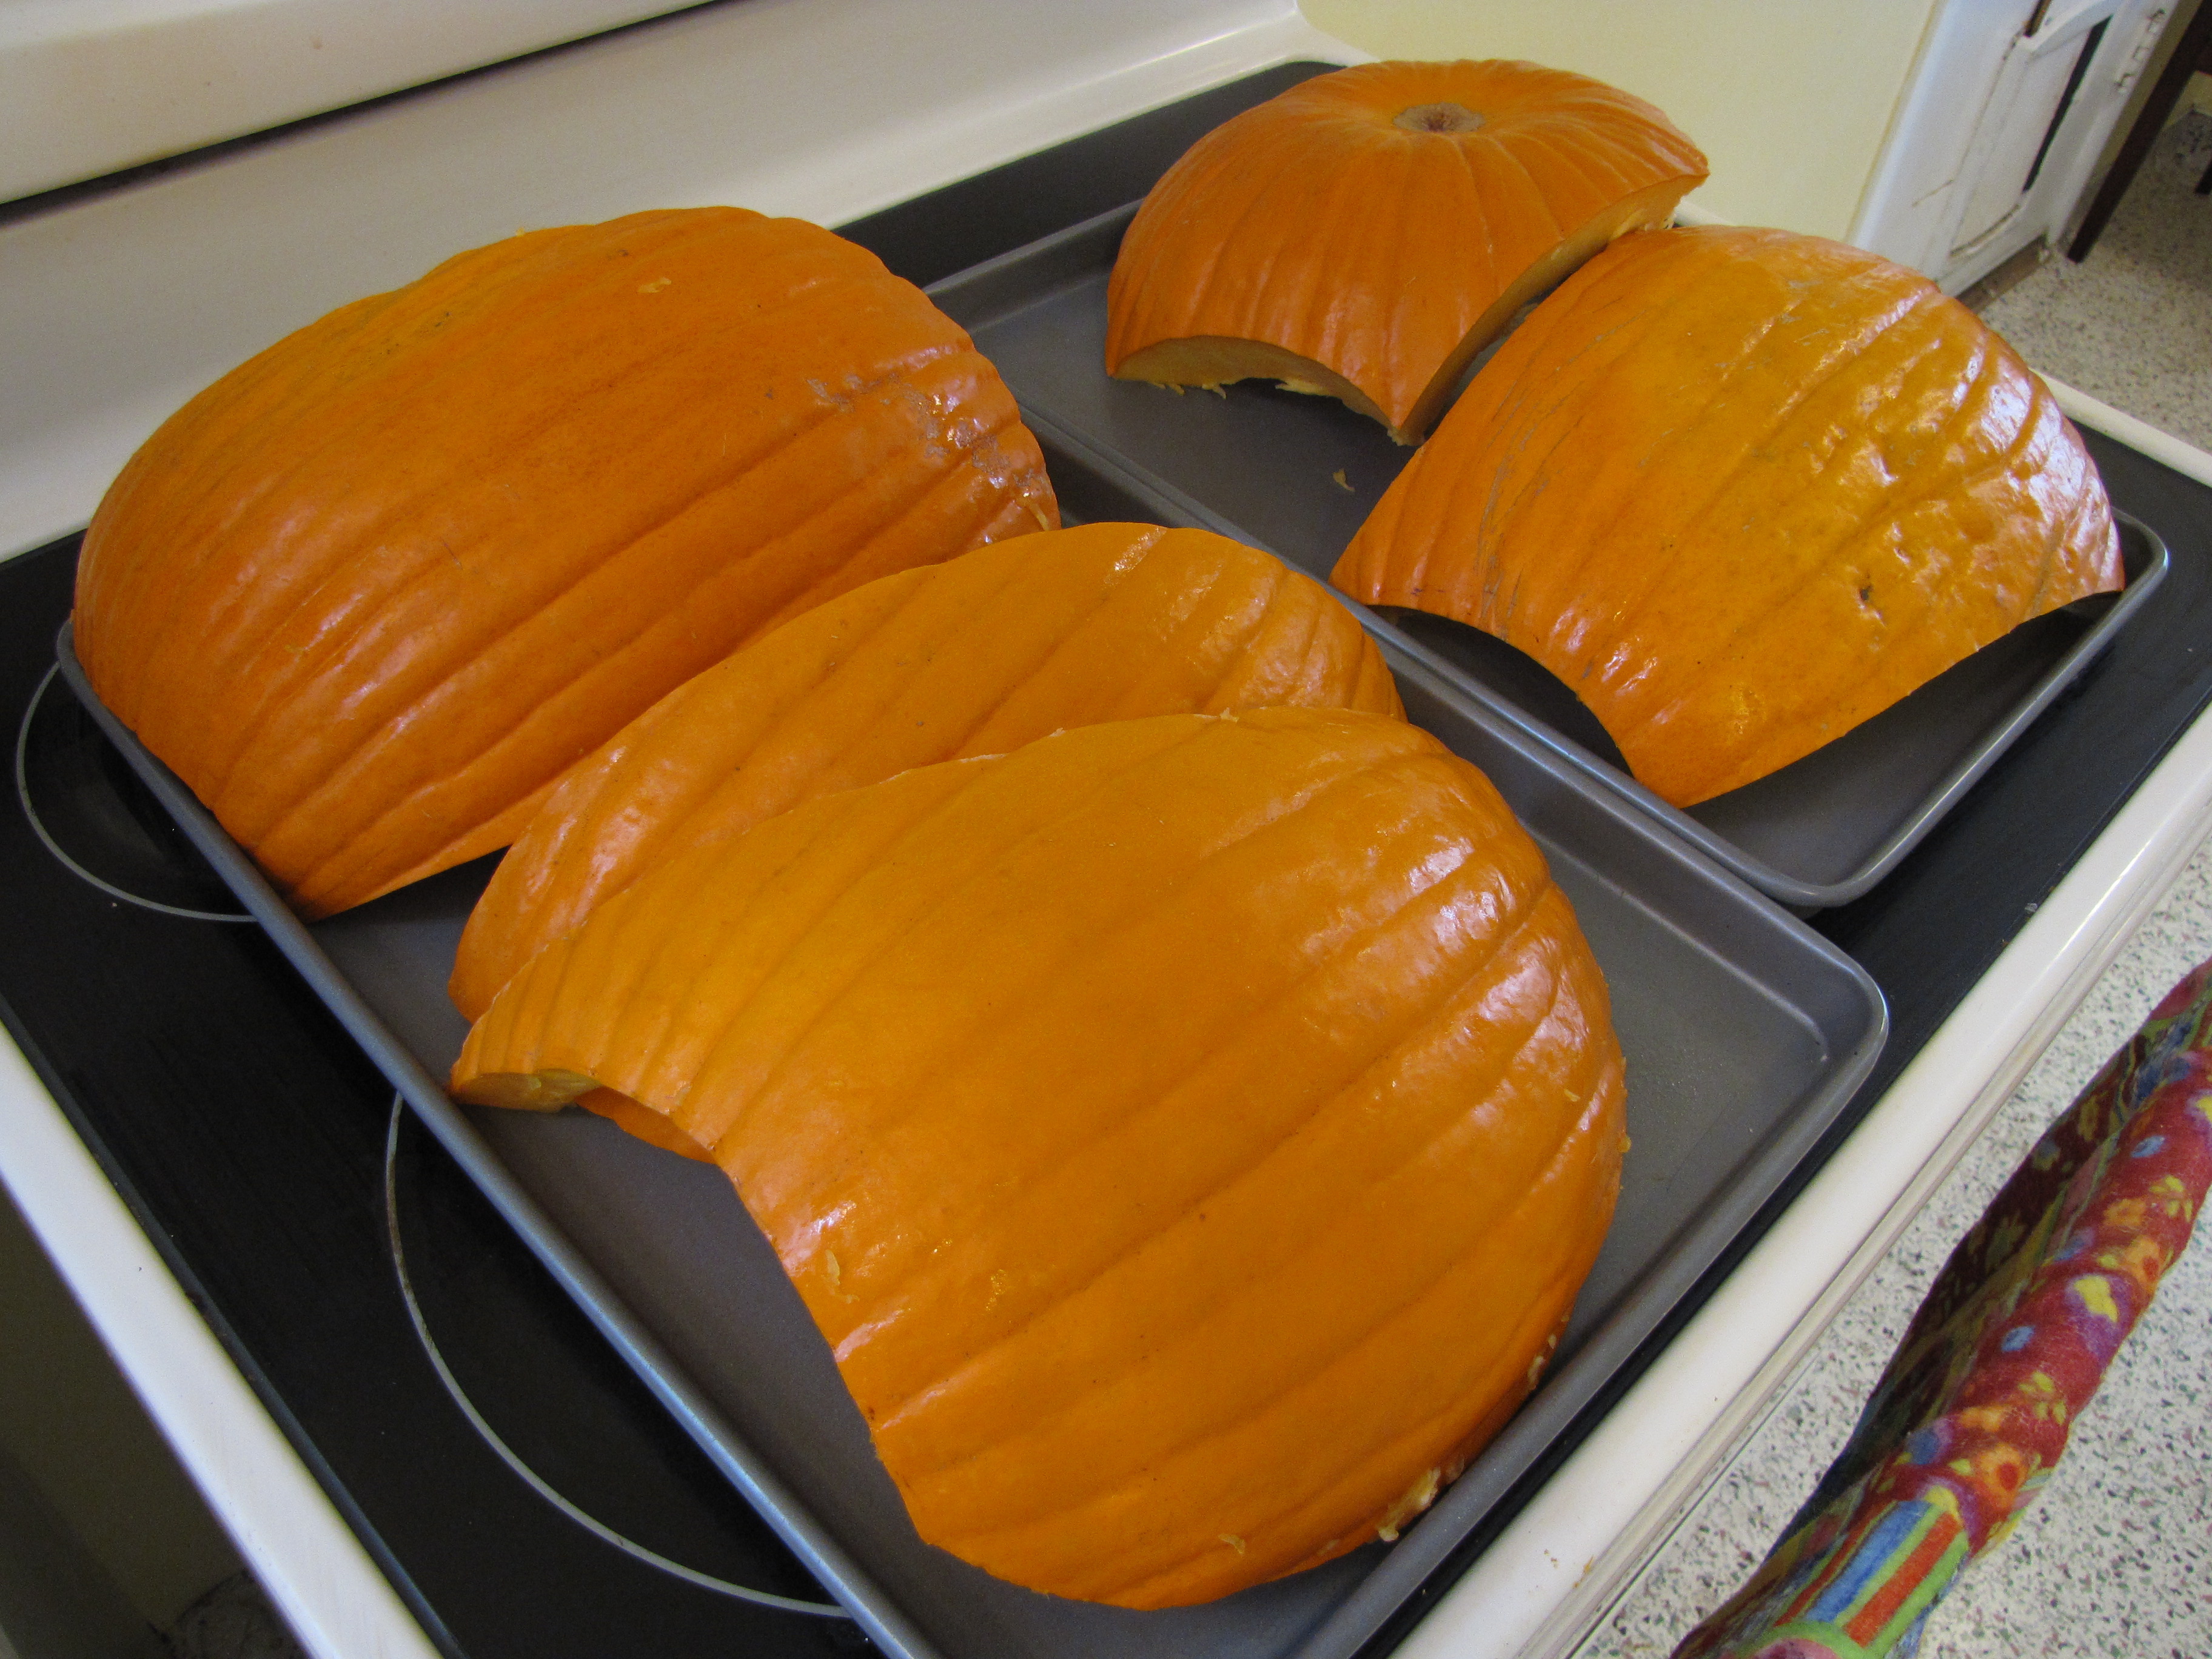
top-left (927, 204), bottom-right (2170, 910)
top-left (53, 442), bottom-right (1884, 1659)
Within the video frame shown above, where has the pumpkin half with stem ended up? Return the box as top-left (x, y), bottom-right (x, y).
top-left (73, 207), bottom-right (1057, 919)
top-left (451, 706), bottom-right (1626, 1607)
top-left (1106, 59), bottom-right (1708, 444)
top-left (449, 520), bottom-right (1403, 1028)
top-left (1333, 225), bottom-right (2127, 806)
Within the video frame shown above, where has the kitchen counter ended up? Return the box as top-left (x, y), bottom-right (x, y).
top-left (3, 6), bottom-right (2210, 1657)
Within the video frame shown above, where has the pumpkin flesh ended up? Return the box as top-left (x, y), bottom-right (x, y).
top-left (447, 522), bottom-right (1403, 1022)
top-left (1106, 60), bottom-right (1709, 443)
top-left (1333, 225), bottom-right (2125, 805)
top-left (451, 708), bottom-right (1625, 1607)
top-left (73, 207), bottom-right (1057, 917)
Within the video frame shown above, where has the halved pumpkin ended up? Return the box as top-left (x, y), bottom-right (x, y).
top-left (1106, 60), bottom-right (1708, 443)
top-left (451, 707), bottom-right (1625, 1607)
top-left (1333, 225), bottom-right (2125, 805)
top-left (73, 207), bottom-right (1057, 917)
top-left (448, 521), bottom-right (1403, 1022)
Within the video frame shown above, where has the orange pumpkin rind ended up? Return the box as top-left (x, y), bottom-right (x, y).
top-left (1333, 225), bottom-right (2126, 805)
top-left (451, 708), bottom-right (1625, 1607)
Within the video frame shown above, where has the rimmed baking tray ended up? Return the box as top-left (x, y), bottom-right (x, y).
top-left (55, 443), bottom-right (1885, 1659)
top-left (927, 204), bottom-right (2171, 911)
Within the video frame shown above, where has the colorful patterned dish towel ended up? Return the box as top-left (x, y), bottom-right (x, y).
top-left (1673, 954), bottom-right (2212, 1659)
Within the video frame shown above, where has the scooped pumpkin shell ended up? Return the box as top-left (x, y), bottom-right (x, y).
top-left (451, 707), bottom-right (1626, 1607)
top-left (73, 207), bottom-right (1057, 917)
top-left (1333, 225), bottom-right (2125, 805)
top-left (1107, 59), bottom-right (1709, 442)
top-left (447, 521), bottom-right (1403, 1021)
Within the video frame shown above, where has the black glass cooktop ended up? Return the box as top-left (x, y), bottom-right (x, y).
top-left (4, 65), bottom-right (2210, 1659)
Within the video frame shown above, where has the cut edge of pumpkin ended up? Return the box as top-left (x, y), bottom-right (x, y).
top-left (454, 1065), bottom-right (602, 1111)
top-left (580, 1085), bottom-right (718, 1161)
top-left (1398, 178), bottom-right (1704, 440)
top-left (451, 1065), bottom-right (717, 1162)
top-left (1111, 335), bottom-right (1408, 438)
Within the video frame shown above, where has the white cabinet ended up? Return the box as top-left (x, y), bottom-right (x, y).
top-left (1856, 0), bottom-right (2174, 289)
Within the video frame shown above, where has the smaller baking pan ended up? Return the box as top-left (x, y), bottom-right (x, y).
top-left (928, 205), bottom-right (2171, 909)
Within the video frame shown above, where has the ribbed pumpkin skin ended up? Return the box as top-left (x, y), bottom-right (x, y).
top-left (1333, 226), bottom-right (2125, 805)
top-left (1106, 60), bottom-right (1708, 443)
top-left (451, 708), bottom-right (1626, 1607)
top-left (73, 208), bottom-right (1058, 917)
top-left (448, 521), bottom-right (1404, 1021)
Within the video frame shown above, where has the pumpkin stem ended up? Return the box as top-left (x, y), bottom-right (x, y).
top-left (1394, 102), bottom-right (1484, 135)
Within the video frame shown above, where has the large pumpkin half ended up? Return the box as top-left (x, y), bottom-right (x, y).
top-left (1106, 60), bottom-right (1708, 443)
top-left (451, 708), bottom-right (1626, 1607)
top-left (73, 207), bottom-right (1057, 917)
top-left (1333, 225), bottom-right (2125, 805)
top-left (449, 521), bottom-right (1403, 1021)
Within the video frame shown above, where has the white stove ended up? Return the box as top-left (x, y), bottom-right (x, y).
top-left (4, 7), bottom-right (2210, 1657)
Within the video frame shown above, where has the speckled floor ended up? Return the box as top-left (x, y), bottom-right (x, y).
top-left (1980, 112), bottom-right (2212, 451)
top-left (1572, 113), bottom-right (2212, 1659)
top-left (1580, 844), bottom-right (2212, 1658)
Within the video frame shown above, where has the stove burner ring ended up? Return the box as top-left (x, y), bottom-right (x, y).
top-left (380, 1096), bottom-right (848, 1620)
top-left (15, 663), bottom-right (252, 922)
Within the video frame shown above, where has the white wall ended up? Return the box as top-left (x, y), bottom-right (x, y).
top-left (1298, 0), bottom-right (1946, 240)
